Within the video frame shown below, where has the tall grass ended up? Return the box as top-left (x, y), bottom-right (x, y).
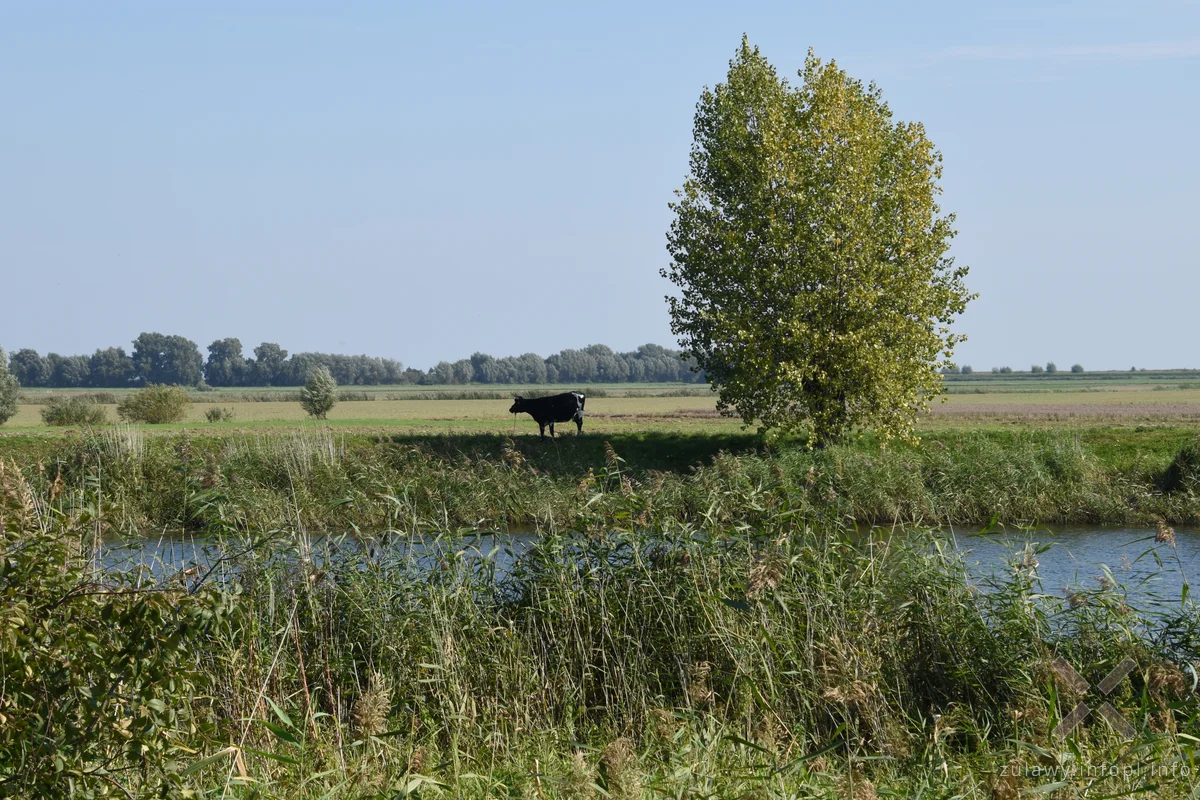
top-left (2, 460), bottom-right (1198, 797)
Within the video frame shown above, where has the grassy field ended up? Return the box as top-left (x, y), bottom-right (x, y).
top-left (4, 380), bottom-right (1200, 796)
top-left (7, 383), bottom-right (1200, 432)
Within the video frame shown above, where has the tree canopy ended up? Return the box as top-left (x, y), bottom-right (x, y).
top-left (664, 40), bottom-right (973, 444)
top-left (6, 336), bottom-right (702, 388)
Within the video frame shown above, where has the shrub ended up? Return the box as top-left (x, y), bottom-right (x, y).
top-left (0, 348), bottom-right (19, 425)
top-left (40, 396), bottom-right (107, 426)
top-left (204, 407), bottom-right (235, 423)
top-left (301, 366), bottom-right (338, 419)
top-left (117, 384), bottom-right (190, 424)
top-left (999, 366), bottom-right (1013, 374)
top-left (0, 491), bottom-right (232, 796)
top-left (1045, 362), bottom-right (1058, 374)
top-left (1030, 365), bottom-right (1044, 374)
top-left (960, 365), bottom-right (973, 375)
top-left (196, 380), bottom-right (214, 392)
top-left (1162, 438), bottom-right (1200, 493)
top-left (1071, 363), bottom-right (1084, 373)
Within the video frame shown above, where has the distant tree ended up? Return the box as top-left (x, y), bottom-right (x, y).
top-left (941, 365), bottom-right (960, 375)
top-left (51, 354), bottom-right (91, 387)
top-left (960, 365), bottom-right (973, 375)
top-left (426, 361), bottom-right (455, 385)
top-left (451, 359), bottom-right (474, 385)
top-left (205, 338), bottom-right (248, 386)
top-left (250, 342), bottom-right (289, 385)
top-left (1031, 365), bottom-right (1045, 374)
top-left (8, 349), bottom-right (51, 387)
top-left (0, 348), bottom-right (20, 425)
top-left (400, 368), bottom-right (424, 384)
top-left (1045, 362), bottom-right (1058, 374)
top-left (999, 366), bottom-right (1013, 374)
top-left (117, 384), bottom-right (190, 424)
top-left (132, 332), bottom-right (203, 385)
top-left (88, 347), bottom-right (135, 387)
top-left (663, 41), bottom-right (972, 443)
top-left (300, 366), bottom-right (338, 419)
top-left (1071, 363), bottom-right (1085, 374)
top-left (1131, 366), bottom-right (1137, 372)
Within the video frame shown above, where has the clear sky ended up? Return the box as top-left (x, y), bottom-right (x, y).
top-left (2, 1), bottom-right (1197, 371)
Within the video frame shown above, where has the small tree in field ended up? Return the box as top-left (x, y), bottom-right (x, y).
top-left (301, 366), bottom-right (338, 419)
top-left (1071, 363), bottom-right (1085, 373)
top-left (1045, 362), bottom-right (1058, 374)
top-left (1031, 365), bottom-right (1045, 374)
top-left (0, 348), bottom-right (21, 425)
top-left (664, 40), bottom-right (973, 445)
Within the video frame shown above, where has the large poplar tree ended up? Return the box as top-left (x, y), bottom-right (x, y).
top-left (664, 40), bottom-right (973, 444)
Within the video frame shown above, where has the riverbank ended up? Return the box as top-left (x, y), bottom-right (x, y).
top-left (3, 462), bottom-right (1198, 797)
top-left (0, 426), bottom-right (1197, 532)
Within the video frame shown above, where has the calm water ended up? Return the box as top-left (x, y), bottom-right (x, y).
top-left (95, 526), bottom-right (1196, 607)
top-left (953, 526), bottom-right (1196, 605)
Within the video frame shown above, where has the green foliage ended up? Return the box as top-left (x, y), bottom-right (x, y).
top-left (88, 346), bottom-right (134, 387)
top-left (300, 366), bottom-right (338, 419)
top-left (117, 383), bottom-right (190, 424)
top-left (40, 395), bottom-right (107, 426)
top-left (664, 40), bottom-right (972, 444)
top-left (131, 331), bottom-right (204, 385)
top-left (999, 366), bottom-right (1013, 374)
top-left (960, 364), bottom-right (973, 374)
top-left (1045, 361), bottom-right (1058, 374)
top-left (204, 406), bottom-right (235, 423)
top-left (0, 472), bottom-right (234, 797)
top-left (1071, 363), bottom-right (1085, 373)
top-left (204, 337), bottom-right (247, 387)
top-left (7, 348), bottom-right (51, 387)
top-left (1031, 364), bottom-right (1045, 374)
top-left (0, 348), bottom-right (20, 426)
top-left (1161, 438), bottom-right (1200, 493)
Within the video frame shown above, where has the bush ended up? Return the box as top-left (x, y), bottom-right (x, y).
top-left (117, 384), bottom-right (190, 424)
top-left (196, 380), bottom-right (214, 392)
top-left (40, 396), bottom-right (107, 426)
top-left (1045, 362), bottom-right (1058, 374)
top-left (1162, 438), bottom-right (1200, 493)
top-left (1071, 363), bottom-right (1084, 373)
top-left (960, 365), bottom-right (973, 375)
top-left (999, 366), bottom-right (1013, 374)
top-left (204, 407), bottom-right (235, 423)
top-left (0, 492), bottom-right (232, 796)
top-left (301, 367), bottom-right (338, 419)
top-left (1030, 365), bottom-right (1044, 374)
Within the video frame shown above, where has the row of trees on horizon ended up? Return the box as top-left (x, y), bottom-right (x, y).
top-left (3, 334), bottom-right (705, 389)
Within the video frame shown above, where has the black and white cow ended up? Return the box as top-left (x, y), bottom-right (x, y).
top-left (509, 392), bottom-right (586, 438)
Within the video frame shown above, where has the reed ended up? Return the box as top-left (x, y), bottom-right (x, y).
top-left (1, 461), bottom-right (1198, 797)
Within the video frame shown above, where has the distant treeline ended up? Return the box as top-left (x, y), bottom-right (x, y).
top-left (4, 334), bottom-right (703, 388)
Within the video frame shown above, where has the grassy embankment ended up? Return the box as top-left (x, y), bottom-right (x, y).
top-left (3, 455), bottom-right (1199, 797)
top-left (0, 425), bottom-right (1198, 531)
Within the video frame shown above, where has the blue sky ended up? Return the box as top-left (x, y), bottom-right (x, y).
top-left (1, 1), bottom-right (1197, 370)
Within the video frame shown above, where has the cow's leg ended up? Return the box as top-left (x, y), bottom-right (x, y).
top-left (538, 422), bottom-right (546, 438)
top-left (575, 415), bottom-right (583, 435)
top-left (549, 421), bottom-right (556, 438)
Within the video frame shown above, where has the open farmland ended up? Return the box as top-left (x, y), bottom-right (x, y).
top-left (7, 378), bottom-right (1200, 433)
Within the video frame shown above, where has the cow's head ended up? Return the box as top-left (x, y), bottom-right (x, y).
top-left (509, 396), bottom-right (525, 414)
